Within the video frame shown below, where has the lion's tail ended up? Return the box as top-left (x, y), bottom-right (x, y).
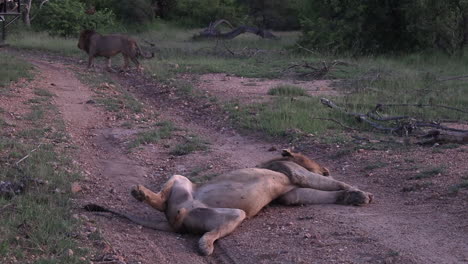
top-left (83, 203), bottom-right (172, 232)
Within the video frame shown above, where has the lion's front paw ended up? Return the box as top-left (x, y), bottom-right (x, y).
top-left (131, 185), bottom-right (147, 202)
top-left (198, 236), bottom-right (214, 256)
top-left (339, 189), bottom-right (373, 206)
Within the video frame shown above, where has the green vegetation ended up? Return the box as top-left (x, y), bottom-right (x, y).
top-left (76, 72), bottom-right (144, 115)
top-left (363, 161), bottom-right (388, 171)
top-left (34, 0), bottom-right (115, 37)
top-left (448, 179), bottom-right (468, 194)
top-left (408, 167), bottom-right (446, 180)
top-left (401, 182), bottom-right (433, 192)
top-left (0, 57), bottom-right (86, 262)
top-left (268, 85), bottom-right (307, 97)
top-left (7, 23), bottom-right (468, 140)
top-left (7, 31), bottom-right (80, 56)
top-left (300, 0), bottom-right (468, 55)
top-left (0, 53), bottom-right (34, 87)
top-left (170, 135), bottom-right (209, 156)
top-left (128, 122), bottom-right (175, 149)
top-left (34, 88), bottom-right (55, 97)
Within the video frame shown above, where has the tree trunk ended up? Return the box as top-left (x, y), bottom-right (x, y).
top-left (22, 0), bottom-right (32, 27)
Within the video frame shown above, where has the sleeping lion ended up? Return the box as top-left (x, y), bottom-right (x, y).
top-left (86, 149), bottom-right (373, 255)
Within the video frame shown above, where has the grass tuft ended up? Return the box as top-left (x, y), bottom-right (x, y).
top-left (170, 136), bottom-right (209, 156)
top-left (408, 166), bottom-right (445, 180)
top-left (128, 122), bottom-right (174, 149)
top-left (0, 53), bottom-right (34, 87)
top-left (268, 85), bottom-right (308, 96)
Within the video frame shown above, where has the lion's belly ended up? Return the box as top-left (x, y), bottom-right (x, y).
top-left (194, 168), bottom-right (293, 217)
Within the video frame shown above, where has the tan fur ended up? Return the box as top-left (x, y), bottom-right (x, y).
top-left (131, 151), bottom-right (372, 255)
top-left (77, 29), bottom-right (154, 71)
top-left (258, 149), bottom-right (330, 176)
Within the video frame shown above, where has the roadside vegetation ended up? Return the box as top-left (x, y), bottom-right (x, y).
top-left (7, 23), bottom-right (467, 140)
top-left (0, 53), bottom-right (34, 87)
top-left (0, 57), bottom-right (86, 263)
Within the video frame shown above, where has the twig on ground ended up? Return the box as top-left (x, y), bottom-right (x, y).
top-left (438, 74), bottom-right (468, 82)
top-left (374, 103), bottom-right (468, 114)
top-left (295, 43), bottom-right (317, 54)
top-left (310, 117), bottom-right (356, 131)
top-left (320, 98), bottom-right (468, 139)
top-left (15, 143), bottom-right (42, 167)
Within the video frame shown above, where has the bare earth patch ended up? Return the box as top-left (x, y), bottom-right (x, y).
top-left (197, 73), bottom-right (339, 103)
top-left (3, 50), bottom-right (467, 264)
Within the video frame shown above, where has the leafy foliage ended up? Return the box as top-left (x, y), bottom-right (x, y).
top-left (299, 0), bottom-right (468, 55)
top-left (237, 0), bottom-right (304, 30)
top-left (34, 0), bottom-right (115, 37)
top-left (171, 0), bottom-right (246, 26)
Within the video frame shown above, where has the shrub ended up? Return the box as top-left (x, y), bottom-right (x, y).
top-left (298, 0), bottom-right (468, 55)
top-left (171, 0), bottom-right (246, 27)
top-left (268, 85), bottom-right (307, 96)
top-left (34, 0), bottom-right (115, 37)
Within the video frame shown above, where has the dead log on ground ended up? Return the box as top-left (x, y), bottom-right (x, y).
top-left (320, 98), bottom-right (468, 142)
top-left (419, 130), bottom-right (468, 145)
top-left (284, 60), bottom-right (349, 79)
top-left (193, 19), bottom-right (278, 40)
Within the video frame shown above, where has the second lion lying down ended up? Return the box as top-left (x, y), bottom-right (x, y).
top-left (87, 150), bottom-right (372, 255)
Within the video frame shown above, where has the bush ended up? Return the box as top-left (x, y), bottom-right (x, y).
top-left (34, 0), bottom-right (115, 37)
top-left (111, 0), bottom-right (155, 24)
top-left (239, 0), bottom-right (304, 30)
top-left (298, 0), bottom-right (468, 55)
top-left (171, 0), bottom-right (246, 27)
top-left (404, 0), bottom-right (468, 55)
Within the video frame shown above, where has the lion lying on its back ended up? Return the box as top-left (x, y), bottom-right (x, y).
top-left (77, 29), bottom-right (154, 71)
top-left (86, 149), bottom-right (372, 255)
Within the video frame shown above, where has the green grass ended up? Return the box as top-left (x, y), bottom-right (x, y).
top-left (401, 182), bottom-right (433, 192)
top-left (363, 161), bottom-right (388, 171)
top-left (448, 176), bottom-right (468, 194)
top-left (0, 53), bottom-right (34, 87)
top-left (8, 24), bottom-right (468, 141)
top-left (7, 30), bottom-right (81, 57)
top-left (128, 122), bottom-right (174, 149)
top-left (76, 72), bottom-right (143, 114)
top-left (408, 166), bottom-right (446, 180)
top-left (170, 135), bottom-right (209, 156)
top-left (34, 88), bottom-right (55, 97)
top-left (0, 78), bottom-right (86, 263)
top-left (0, 141), bottom-right (85, 264)
top-left (268, 85), bottom-right (308, 96)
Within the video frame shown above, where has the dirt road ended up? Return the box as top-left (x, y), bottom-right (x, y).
top-left (13, 53), bottom-right (468, 264)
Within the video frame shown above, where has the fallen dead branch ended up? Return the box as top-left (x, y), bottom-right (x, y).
top-left (310, 117), bottom-right (356, 131)
top-left (193, 19), bottom-right (278, 40)
top-left (373, 103), bottom-right (468, 114)
top-left (438, 74), bottom-right (468, 82)
top-left (285, 60), bottom-right (349, 79)
top-left (320, 98), bottom-right (468, 143)
top-left (15, 143), bottom-right (42, 166)
top-left (419, 130), bottom-right (468, 145)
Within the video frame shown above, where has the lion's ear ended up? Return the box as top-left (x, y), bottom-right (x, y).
top-left (281, 149), bottom-right (294, 157)
top-left (322, 167), bottom-right (330, 176)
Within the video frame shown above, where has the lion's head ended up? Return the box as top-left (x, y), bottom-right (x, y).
top-left (258, 149), bottom-right (330, 176)
top-left (280, 149), bottom-right (330, 176)
top-left (77, 29), bottom-right (97, 53)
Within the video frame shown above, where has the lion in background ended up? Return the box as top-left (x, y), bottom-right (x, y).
top-left (86, 150), bottom-right (373, 256)
top-left (77, 29), bottom-right (154, 71)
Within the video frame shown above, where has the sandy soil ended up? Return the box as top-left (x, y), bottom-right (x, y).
top-left (4, 50), bottom-right (468, 264)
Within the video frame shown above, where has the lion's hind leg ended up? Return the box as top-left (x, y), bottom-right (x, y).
top-left (132, 175), bottom-right (189, 211)
top-left (264, 161), bottom-right (353, 191)
top-left (184, 207), bottom-right (246, 256)
top-left (277, 188), bottom-right (373, 206)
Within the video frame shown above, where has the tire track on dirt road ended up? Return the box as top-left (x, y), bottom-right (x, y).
top-left (18, 54), bottom-right (468, 264)
top-left (26, 58), bottom-right (214, 264)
